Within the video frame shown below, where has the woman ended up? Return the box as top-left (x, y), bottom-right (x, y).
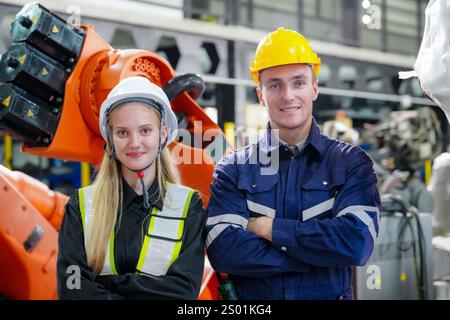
top-left (57, 77), bottom-right (206, 299)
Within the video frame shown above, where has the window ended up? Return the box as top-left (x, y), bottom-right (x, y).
top-left (252, 0), bottom-right (298, 31)
top-left (156, 36), bottom-right (180, 69)
top-left (338, 65), bottom-right (358, 89)
top-left (110, 28), bottom-right (136, 49)
top-left (197, 42), bottom-right (220, 74)
top-left (318, 63), bottom-right (331, 86)
top-left (366, 67), bottom-right (383, 92)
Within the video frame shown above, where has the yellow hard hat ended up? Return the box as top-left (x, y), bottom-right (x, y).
top-left (249, 27), bottom-right (321, 84)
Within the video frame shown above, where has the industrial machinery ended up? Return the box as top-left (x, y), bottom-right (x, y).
top-left (356, 194), bottom-right (433, 300)
top-left (0, 3), bottom-right (224, 299)
top-left (362, 107), bottom-right (443, 214)
top-left (353, 107), bottom-right (444, 300)
top-left (370, 107), bottom-right (443, 173)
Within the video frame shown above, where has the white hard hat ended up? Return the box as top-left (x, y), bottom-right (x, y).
top-left (99, 76), bottom-right (178, 148)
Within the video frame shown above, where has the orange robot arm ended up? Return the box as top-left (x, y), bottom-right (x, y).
top-left (0, 164), bottom-right (66, 299)
top-left (0, 3), bottom-right (226, 202)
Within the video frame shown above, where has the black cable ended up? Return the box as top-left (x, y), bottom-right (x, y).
top-left (410, 206), bottom-right (428, 300)
top-left (397, 207), bottom-right (421, 298)
top-left (400, 215), bottom-right (421, 297)
top-left (381, 193), bottom-right (428, 299)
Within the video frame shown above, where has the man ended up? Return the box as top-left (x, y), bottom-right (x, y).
top-left (205, 27), bottom-right (381, 300)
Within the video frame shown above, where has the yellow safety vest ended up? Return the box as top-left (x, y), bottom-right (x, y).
top-left (78, 182), bottom-right (194, 276)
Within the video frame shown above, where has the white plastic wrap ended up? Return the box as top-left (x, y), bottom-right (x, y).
top-left (414, 0), bottom-right (450, 123)
top-left (428, 153), bottom-right (450, 235)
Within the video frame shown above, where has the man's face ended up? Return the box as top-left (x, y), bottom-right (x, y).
top-left (256, 63), bottom-right (319, 133)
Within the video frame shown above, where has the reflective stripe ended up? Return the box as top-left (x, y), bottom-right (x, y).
top-left (141, 238), bottom-right (177, 276)
top-left (79, 186), bottom-right (94, 245)
top-left (169, 237), bottom-right (184, 266)
top-left (206, 214), bottom-right (248, 228)
top-left (136, 208), bottom-right (156, 273)
top-left (206, 214), bottom-right (247, 248)
top-left (79, 182), bottom-right (193, 277)
top-left (138, 183), bottom-right (193, 276)
top-left (79, 185), bottom-right (115, 276)
top-left (107, 230), bottom-right (116, 275)
top-left (246, 200), bottom-right (275, 218)
top-left (79, 188), bottom-right (86, 230)
top-left (206, 223), bottom-right (235, 248)
top-left (337, 205), bottom-right (380, 244)
top-left (337, 205), bottom-right (380, 218)
top-left (160, 183), bottom-right (192, 218)
top-left (168, 190), bottom-right (193, 265)
top-left (302, 197), bottom-right (335, 221)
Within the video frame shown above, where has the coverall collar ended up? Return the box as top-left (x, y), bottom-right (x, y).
top-left (122, 176), bottom-right (163, 211)
top-left (259, 117), bottom-right (325, 159)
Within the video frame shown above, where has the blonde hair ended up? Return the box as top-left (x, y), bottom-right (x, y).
top-left (85, 105), bottom-right (180, 275)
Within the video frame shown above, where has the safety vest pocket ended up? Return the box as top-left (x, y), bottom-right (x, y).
top-left (136, 214), bottom-right (186, 276)
top-left (146, 214), bottom-right (186, 242)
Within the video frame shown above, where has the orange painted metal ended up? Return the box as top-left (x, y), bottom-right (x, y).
top-left (198, 256), bottom-right (220, 300)
top-left (0, 166), bottom-right (59, 299)
top-left (0, 165), bottom-right (68, 231)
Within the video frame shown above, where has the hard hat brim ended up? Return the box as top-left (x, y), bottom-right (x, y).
top-left (99, 91), bottom-right (178, 145)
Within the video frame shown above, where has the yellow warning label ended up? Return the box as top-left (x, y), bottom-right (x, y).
top-left (27, 109), bottom-right (34, 117)
top-left (42, 68), bottom-right (48, 76)
top-left (400, 272), bottom-right (407, 282)
top-left (18, 54), bottom-right (26, 65)
top-left (32, 16), bottom-right (39, 24)
top-left (52, 25), bottom-right (59, 33)
top-left (2, 96), bottom-right (11, 107)
top-left (375, 276), bottom-right (381, 287)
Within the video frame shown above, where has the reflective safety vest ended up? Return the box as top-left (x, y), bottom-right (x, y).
top-left (78, 182), bottom-right (194, 276)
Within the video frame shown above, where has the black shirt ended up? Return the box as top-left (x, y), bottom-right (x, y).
top-left (57, 178), bottom-right (206, 300)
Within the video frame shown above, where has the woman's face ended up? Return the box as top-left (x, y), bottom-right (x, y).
top-left (109, 102), bottom-right (167, 172)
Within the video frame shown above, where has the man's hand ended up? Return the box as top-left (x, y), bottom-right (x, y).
top-left (247, 216), bottom-right (273, 241)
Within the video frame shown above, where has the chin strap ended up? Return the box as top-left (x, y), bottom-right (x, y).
top-left (129, 159), bottom-right (156, 209)
top-left (137, 170), bottom-right (150, 209)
